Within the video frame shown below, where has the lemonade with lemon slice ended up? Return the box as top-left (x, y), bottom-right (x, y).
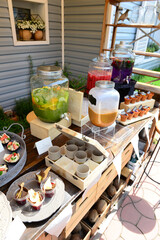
top-left (32, 86), bottom-right (69, 122)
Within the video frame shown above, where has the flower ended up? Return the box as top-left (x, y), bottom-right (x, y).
top-left (16, 19), bottom-right (45, 34)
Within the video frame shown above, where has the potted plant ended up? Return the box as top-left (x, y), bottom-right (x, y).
top-left (32, 20), bottom-right (45, 41)
top-left (16, 20), bottom-right (32, 41)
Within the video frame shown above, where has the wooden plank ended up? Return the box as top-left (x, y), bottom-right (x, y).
top-left (106, 23), bottom-right (160, 29)
top-left (64, 6), bottom-right (104, 15)
top-left (64, 30), bottom-right (101, 39)
top-left (65, 0), bottom-right (105, 6)
top-left (100, 0), bottom-right (110, 53)
top-left (65, 14), bottom-right (103, 23)
top-left (133, 68), bottom-right (160, 78)
top-left (133, 50), bottom-right (160, 58)
top-left (135, 82), bottom-right (160, 95)
top-left (64, 22), bottom-right (102, 31)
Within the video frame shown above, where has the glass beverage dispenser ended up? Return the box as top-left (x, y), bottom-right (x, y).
top-left (111, 41), bottom-right (135, 83)
top-left (88, 81), bottom-right (120, 127)
top-left (30, 66), bottom-right (69, 123)
top-left (86, 54), bottom-right (112, 93)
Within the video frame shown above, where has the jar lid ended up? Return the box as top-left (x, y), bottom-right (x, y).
top-left (37, 66), bottom-right (62, 76)
top-left (115, 41), bottom-right (133, 50)
top-left (92, 54), bottom-right (112, 70)
top-left (95, 80), bottom-right (115, 88)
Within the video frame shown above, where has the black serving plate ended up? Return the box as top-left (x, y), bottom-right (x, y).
top-left (0, 124), bottom-right (27, 187)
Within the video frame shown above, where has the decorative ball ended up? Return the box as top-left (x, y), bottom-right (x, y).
top-left (107, 184), bottom-right (116, 198)
top-left (88, 209), bottom-right (99, 223)
top-left (96, 199), bottom-right (107, 214)
top-left (72, 223), bottom-right (82, 233)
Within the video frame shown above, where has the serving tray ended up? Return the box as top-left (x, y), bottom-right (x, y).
top-left (118, 112), bottom-right (152, 126)
top-left (0, 124), bottom-right (27, 187)
top-left (6, 170), bottom-right (65, 222)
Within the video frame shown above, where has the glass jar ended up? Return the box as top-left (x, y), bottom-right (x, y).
top-left (88, 81), bottom-right (119, 127)
top-left (30, 66), bottom-right (69, 123)
top-left (111, 41), bottom-right (135, 83)
top-left (86, 54), bottom-right (112, 93)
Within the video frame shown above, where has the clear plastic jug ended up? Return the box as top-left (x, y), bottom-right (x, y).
top-left (88, 81), bottom-right (120, 127)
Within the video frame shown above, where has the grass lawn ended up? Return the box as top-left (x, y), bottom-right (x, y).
top-left (132, 66), bottom-right (160, 87)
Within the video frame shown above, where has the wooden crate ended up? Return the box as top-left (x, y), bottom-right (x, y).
top-left (103, 167), bottom-right (132, 206)
top-left (96, 143), bottom-right (133, 199)
top-left (82, 196), bottom-right (111, 236)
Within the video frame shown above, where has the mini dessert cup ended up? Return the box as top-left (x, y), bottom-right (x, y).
top-left (139, 109), bottom-right (145, 117)
top-left (140, 93), bottom-right (147, 101)
top-left (74, 150), bottom-right (87, 164)
top-left (14, 189), bottom-right (28, 206)
top-left (146, 91), bottom-right (154, 100)
top-left (41, 177), bottom-right (56, 198)
top-left (120, 113), bottom-right (128, 122)
top-left (143, 106), bottom-right (150, 114)
top-left (124, 96), bottom-right (131, 105)
top-left (130, 95), bottom-right (136, 104)
top-left (28, 190), bottom-right (45, 211)
top-left (91, 149), bottom-right (104, 163)
top-left (76, 164), bottom-right (90, 179)
top-left (135, 95), bottom-right (141, 102)
top-left (48, 146), bottom-right (61, 161)
top-left (133, 110), bottom-right (139, 118)
top-left (66, 144), bottom-right (78, 159)
top-left (127, 112), bottom-right (134, 120)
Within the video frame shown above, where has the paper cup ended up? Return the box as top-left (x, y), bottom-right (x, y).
top-left (74, 151), bottom-right (87, 164)
top-left (75, 140), bottom-right (86, 150)
top-left (76, 164), bottom-right (90, 179)
top-left (91, 150), bottom-right (104, 163)
top-left (48, 146), bottom-right (61, 161)
top-left (66, 144), bottom-right (78, 159)
top-left (66, 139), bottom-right (75, 146)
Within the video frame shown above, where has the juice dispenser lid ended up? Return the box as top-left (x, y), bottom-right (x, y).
top-left (92, 54), bottom-right (112, 70)
top-left (115, 41), bottom-right (133, 50)
top-left (37, 66), bottom-right (62, 77)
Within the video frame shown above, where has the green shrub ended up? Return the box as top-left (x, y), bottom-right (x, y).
top-left (146, 43), bottom-right (159, 53)
top-left (14, 96), bottom-right (33, 119)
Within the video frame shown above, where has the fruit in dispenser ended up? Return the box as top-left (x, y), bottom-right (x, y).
top-left (32, 86), bottom-right (69, 123)
top-left (87, 70), bottom-right (112, 93)
top-left (111, 58), bottom-right (134, 83)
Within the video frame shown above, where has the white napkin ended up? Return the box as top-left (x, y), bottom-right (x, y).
top-left (131, 134), bottom-right (140, 160)
top-left (82, 172), bottom-right (101, 200)
top-left (0, 142), bottom-right (4, 152)
top-left (154, 110), bottom-right (159, 123)
top-left (144, 122), bottom-right (150, 144)
top-left (45, 203), bottom-right (72, 237)
top-left (113, 150), bottom-right (123, 181)
top-left (5, 216), bottom-right (26, 240)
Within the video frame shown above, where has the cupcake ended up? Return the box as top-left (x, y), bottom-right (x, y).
top-left (28, 189), bottom-right (44, 210)
top-left (130, 95), bottom-right (137, 104)
top-left (124, 96), bottom-right (131, 105)
top-left (135, 94), bottom-right (141, 102)
top-left (146, 91), bottom-right (154, 100)
top-left (41, 176), bottom-right (56, 198)
top-left (14, 182), bottom-right (28, 205)
top-left (0, 133), bottom-right (10, 144)
top-left (7, 140), bottom-right (20, 151)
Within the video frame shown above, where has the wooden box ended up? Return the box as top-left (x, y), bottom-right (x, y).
top-left (82, 196), bottom-right (111, 236)
top-left (120, 98), bottom-right (155, 112)
top-left (30, 112), bottom-right (72, 140)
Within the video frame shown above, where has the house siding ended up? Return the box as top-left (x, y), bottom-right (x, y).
top-left (0, 0), bottom-right (62, 110)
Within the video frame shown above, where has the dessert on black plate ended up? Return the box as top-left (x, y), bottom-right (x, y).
top-left (7, 140), bottom-right (20, 151)
top-left (0, 164), bottom-right (8, 176)
top-left (4, 152), bottom-right (20, 163)
top-left (0, 133), bottom-right (10, 144)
